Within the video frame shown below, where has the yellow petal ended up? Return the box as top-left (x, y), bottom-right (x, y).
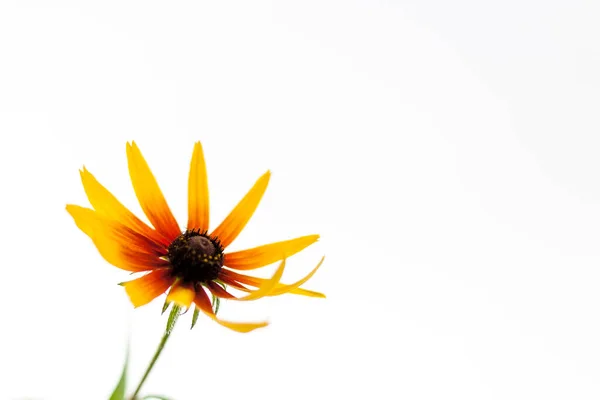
top-left (288, 287), bottom-right (326, 298)
top-left (211, 171), bottom-right (270, 248)
top-left (230, 259), bottom-right (287, 301)
top-left (67, 205), bottom-right (121, 267)
top-left (224, 235), bottom-right (319, 270)
top-left (225, 282), bottom-right (325, 299)
top-left (166, 282), bottom-right (196, 308)
top-left (66, 205), bottom-right (167, 272)
top-left (121, 269), bottom-right (174, 308)
top-left (126, 141), bottom-right (180, 240)
top-left (193, 287), bottom-right (268, 333)
top-left (187, 141), bottom-right (210, 232)
top-left (211, 318), bottom-right (269, 333)
top-left (79, 167), bottom-right (168, 246)
top-left (220, 257), bottom-right (326, 298)
top-left (269, 256), bottom-right (325, 296)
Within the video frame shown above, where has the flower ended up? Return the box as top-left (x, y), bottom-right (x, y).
top-left (66, 141), bottom-right (324, 333)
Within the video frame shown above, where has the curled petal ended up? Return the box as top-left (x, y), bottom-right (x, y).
top-left (268, 256), bottom-right (325, 296)
top-left (220, 257), bottom-right (326, 298)
top-left (126, 142), bottom-right (180, 240)
top-left (284, 287), bottom-right (326, 298)
top-left (211, 171), bottom-right (270, 248)
top-left (187, 141), bottom-right (210, 232)
top-left (224, 235), bottom-right (319, 270)
top-left (219, 277), bottom-right (325, 298)
top-left (66, 205), bottom-right (169, 272)
top-left (212, 260), bottom-right (287, 301)
top-left (121, 269), bottom-right (174, 307)
top-left (193, 287), bottom-right (268, 333)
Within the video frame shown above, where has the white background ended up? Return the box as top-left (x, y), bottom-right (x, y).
top-left (1, 1), bottom-right (600, 399)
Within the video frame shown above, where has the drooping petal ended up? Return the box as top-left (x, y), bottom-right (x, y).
top-left (126, 141), bottom-right (181, 240)
top-left (267, 256), bottom-right (325, 296)
top-left (166, 281), bottom-right (196, 308)
top-left (283, 287), bottom-right (325, 298)
top-left (79, 167), bottom-right (170, 247)
top-left (212, 260), bottom-right (286, 301)
top-left (211, 171), bottom-right (270, 248)
top-left (222, 278), bottom-right (327, 299)
top-left (121, 269), bottom-right (174, 307)
top-left (219, 276), bottom-right (326, 298)
top-left (224, 235), bottom-right (319, 270)
top-left (66, 205), bottom-right (169, 272)
top-left (219, 257), bottom-right (326, 298)
top-left (193, 287), bottom-right (268, 333)
top-left (187, 141), bottom-right (210, 232)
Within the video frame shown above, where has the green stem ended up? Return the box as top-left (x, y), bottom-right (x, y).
top-left (131, 305), bottom-right (181, 399)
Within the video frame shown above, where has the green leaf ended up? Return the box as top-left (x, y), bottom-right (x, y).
top-left (213, 295), bottom-right (221, 315)
top-left (109, 345), bottom-right (129, 400)
top-left (161, 299), bottom-right (171, 315)
top-left (166, 305), bottom-right (181, 335)
top-left (191, 307), bottom-right (200, 330)
top-left (212, 281), bottom-right (226, 315)
top-left (215, 281), bottom-right (227, 290)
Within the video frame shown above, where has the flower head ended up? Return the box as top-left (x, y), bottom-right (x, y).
top-left (67, 141), bottom-right (324, 333)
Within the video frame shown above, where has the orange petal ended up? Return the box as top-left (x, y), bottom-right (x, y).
top-left (193, 287), bottom-right (269, 333)
top-left (212, 278), bottom-right (250, 292)
top-left (269, 256), bottom-right (325, 296)
top-left (220, 257), bottom-right (326, 298)
top-left (166, 281), bottom-right (196, 308)
top-left (207, 282), bottom-right (236, 299)
top-left (79, 167), bottom-right (169, 247)
top-left (187, 142), bottom-right (210, 232)
top-left (66, 205), bottom-right (169, 272)
top-left (229, 279), bottom-right (327, 299)
top-left (222, 259), bottom-right (286, 301)
top-left (126, 142), bottom-right (181, 240)
top-left (286, 287), bottom-right (326, 298)
top-left (219, 276), bottom-right (325, 298)
top-left (121, 269), bottom-right (174, 307)
top-left (211, 171), bottom-right (270, 248)
top-left (224, 235), bottom-right (319, 270)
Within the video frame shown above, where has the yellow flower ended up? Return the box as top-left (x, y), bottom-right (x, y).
top-left (66, 141), bottom-right (324, 333)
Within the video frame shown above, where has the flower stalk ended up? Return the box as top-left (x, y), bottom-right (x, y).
top-left (131, 305), bottom-right (181, 399)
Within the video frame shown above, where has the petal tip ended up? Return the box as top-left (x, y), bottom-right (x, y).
top-left (65, 204), bottom-right (81, 214)
top-left (79, 166), bottom-right (92, 181)
top-left (236, 320), bottom-right (270, 333)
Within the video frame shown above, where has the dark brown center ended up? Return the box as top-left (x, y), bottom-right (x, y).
top-left (188, 236), bottom-right (215, 255)
top-left (167, 230), bottom-right (224, 284)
